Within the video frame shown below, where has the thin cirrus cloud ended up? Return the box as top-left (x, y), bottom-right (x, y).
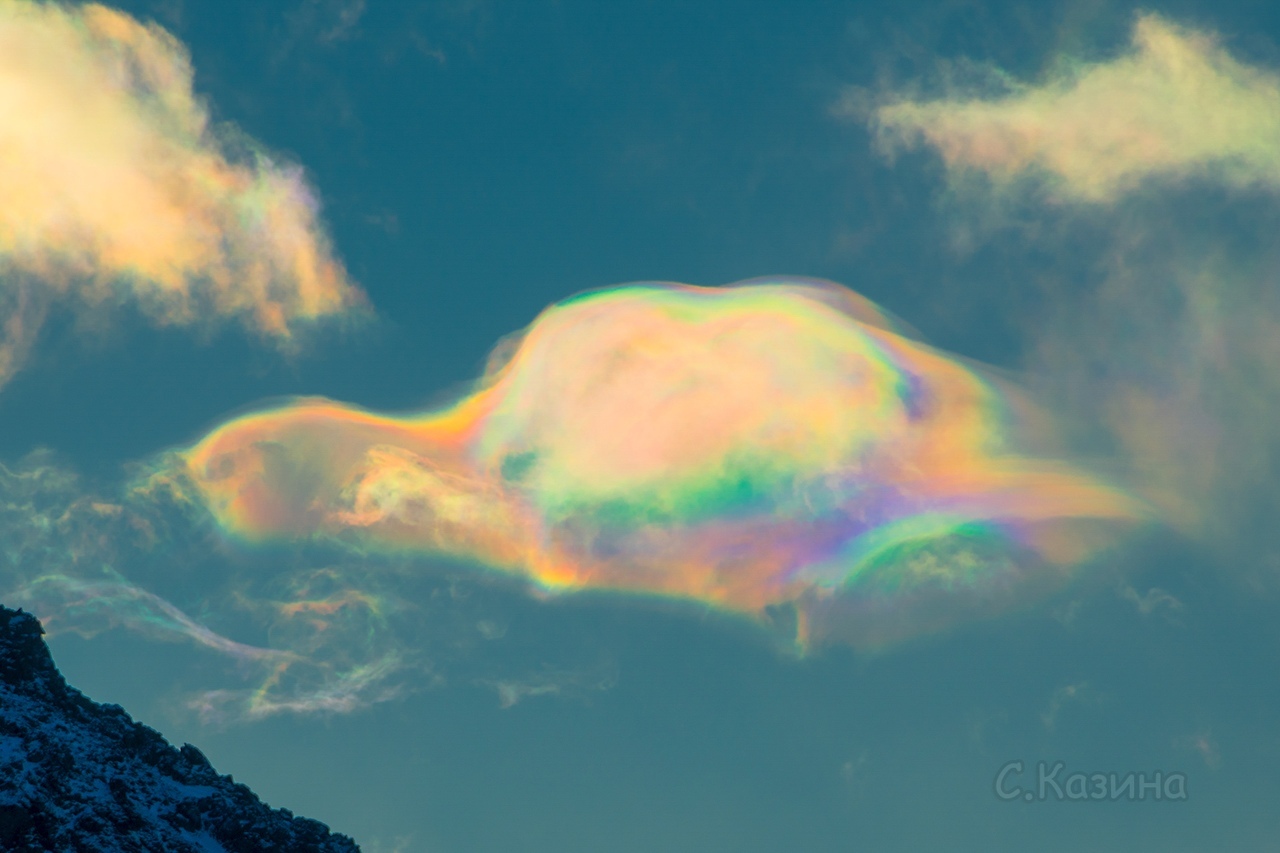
top-left (0, 0), bottom-right (364, 388)
top-left (873, 13), bottom-right (1280, 202)
top-left (0, 450), bottom-right (429, 724)
top-left (0, 448), bottom-right (613, 724)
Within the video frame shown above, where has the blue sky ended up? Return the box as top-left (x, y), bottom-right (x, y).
top-left (5, 1), bottom-right (1280, 850)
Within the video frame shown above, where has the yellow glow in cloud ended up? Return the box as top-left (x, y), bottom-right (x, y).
top-left (875, 14), bottom-right (1280, 202)
top-left (0, 0), bottom-right (363, 385)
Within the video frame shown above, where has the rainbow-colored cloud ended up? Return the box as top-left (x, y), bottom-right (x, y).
top-left (0, 1), bottom-right (363, 387)
top-left (151, 279), bottom-right (1143, 648)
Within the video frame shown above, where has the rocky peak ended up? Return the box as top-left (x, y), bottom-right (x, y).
top-left (0, 604), bottom-right (361, 852)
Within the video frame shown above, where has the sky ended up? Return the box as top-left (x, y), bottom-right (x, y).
top-left (4, 0), bottom-right (1280, 850)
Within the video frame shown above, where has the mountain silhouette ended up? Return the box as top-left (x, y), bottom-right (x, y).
top-left (0, 604), bottom-right (361, 852)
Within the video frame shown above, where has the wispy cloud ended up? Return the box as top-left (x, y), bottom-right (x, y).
top-left (2, 449), bottom-right (612, 724)
top-left (1175, 730), bottom-right (1221, 769)
top-left (7, 572), bottom-right (286, 663)
top-left (281, 0), bottom-right (367, 49)
top-left (0, 0), bottom-right (364, 388)
top-left (1118, 583), bottom-right (1184, 620)
top-left (875, 14), bottom-right (1280, 202)
top-left (866, 13), bottom-right (1280, 567)
top-left (1041, 681), bottom-right (1091, 731)
top-left (478, 660), bottom-right (617, 710)
top-left (0, 451), bottom-right (420, 724)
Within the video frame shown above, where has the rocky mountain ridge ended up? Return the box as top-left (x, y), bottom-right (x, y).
top-left (0, 604), bottom-right (361, 852)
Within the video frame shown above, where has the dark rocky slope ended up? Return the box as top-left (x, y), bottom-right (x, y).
top-left (0, 605), bottom-right (360, 852)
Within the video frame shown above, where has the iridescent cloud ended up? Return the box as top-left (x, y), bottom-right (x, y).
top-left (869, 13), bottom-right (1280, 556)
top-left (0, 451), bottom-right (415, 722)
top-left (149, 278), bottom-right (1144, 648)
top-left (0, 0), bottom-right (363, 387)
top-left (874, 14), bottom-right (1280, 202)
